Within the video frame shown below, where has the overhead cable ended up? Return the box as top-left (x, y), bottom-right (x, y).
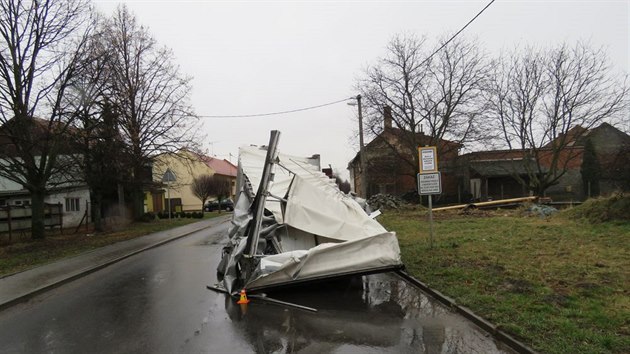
top-left (197, 97), bottom-right (352, 119)
top-left (413, 0), bottom-right (496, 70)
top-left (194, 1), bottom-right (495, 119)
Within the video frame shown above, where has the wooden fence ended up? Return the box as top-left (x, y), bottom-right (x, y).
top-left (0, 203), bottom-right (63, 241)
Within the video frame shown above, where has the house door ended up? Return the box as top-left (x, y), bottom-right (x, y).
top-left (470, 178), bottom-right (481, 200)
top-left (152, 192), bottom-right (164, 212)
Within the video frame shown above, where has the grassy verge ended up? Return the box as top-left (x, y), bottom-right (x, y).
top-left (0, 212), bottom-right (225, 277)
top-left (379, 207), bottom-right (629, 354)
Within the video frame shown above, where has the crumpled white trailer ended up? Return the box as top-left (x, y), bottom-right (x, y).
top-left (216, 131), bottom-right (402, 294)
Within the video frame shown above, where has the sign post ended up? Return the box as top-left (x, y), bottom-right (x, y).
top-left (428, 191), bottom-right (434, 248)
top-left (162, 168), bottom-right (177, 221)
top-left (418, 147), bottom-right (440, 248)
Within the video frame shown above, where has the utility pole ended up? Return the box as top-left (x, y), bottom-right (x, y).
top-left (356, 95), bottom-right (368, 199)
top-left (348, 94), bottom-right (368, 199)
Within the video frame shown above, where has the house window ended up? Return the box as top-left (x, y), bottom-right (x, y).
top-left (65, 198), bottom-right (80, 212)
top-left (0, 199), bottom-right (5, 206)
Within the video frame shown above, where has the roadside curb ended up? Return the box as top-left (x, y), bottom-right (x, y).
top-left (0, 217), bottom-right (230, 312)
top-left (395, 269), bottom-right (538, 354)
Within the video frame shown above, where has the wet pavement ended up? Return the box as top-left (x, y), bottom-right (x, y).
top-left (227, 273), bottom-right (516, 353)
top-left (0, 220), bottom-right (516, 353)
top-left (0, 216), bottom-right (232, 310)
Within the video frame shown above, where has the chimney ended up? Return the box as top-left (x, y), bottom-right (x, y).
top-left (383, 105), bottom-right (393, 130)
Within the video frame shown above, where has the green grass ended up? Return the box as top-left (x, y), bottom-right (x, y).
top-left (379, 208), bottom-right (629, 354)
top-left (0, 212), bottom-right (224, 277)
top-left (563, 193), bottom-right (630, 223)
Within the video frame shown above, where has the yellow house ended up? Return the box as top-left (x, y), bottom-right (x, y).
top-left (152, 149), bottom-right (216, 212)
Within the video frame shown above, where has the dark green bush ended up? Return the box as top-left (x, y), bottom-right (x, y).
top-left (138, 212), bottom-right (156, 222)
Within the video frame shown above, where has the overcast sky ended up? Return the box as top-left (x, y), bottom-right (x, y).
top-left (94, 0), bottom-right (629, 179)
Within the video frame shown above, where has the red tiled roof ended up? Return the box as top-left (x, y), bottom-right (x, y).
top-left (201, 155), bottom-right (237, 177)
top-left (178, 148), bottom-right (238, 177)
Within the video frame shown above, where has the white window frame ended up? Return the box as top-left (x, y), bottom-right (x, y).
top-left (65, 198), bottom-right (80, 212)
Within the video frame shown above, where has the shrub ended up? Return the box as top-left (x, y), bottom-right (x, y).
top-left (138, 212), bottom-right (156, 222)
top-left (562, 192), bottom-right (630, 223)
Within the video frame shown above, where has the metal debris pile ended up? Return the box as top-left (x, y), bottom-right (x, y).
top-left (524, 204), bottom-right (558, 217)
top-left (214, 131), bottom-right (402, 294)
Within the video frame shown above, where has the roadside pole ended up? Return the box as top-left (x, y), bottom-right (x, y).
top-left (418, 146), bottom-right (441, 249)
top-left (167, 185), bottom-right (171, 220)
top-left (428, 194), bottom-right (434, 248)
top-left (162, 169), bottom-right (177, 221)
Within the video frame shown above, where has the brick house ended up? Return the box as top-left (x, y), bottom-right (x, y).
top-left (348, 110), bottom-right (629, 203)
top-left (457, 149), bottom-right (533, 202)
top-left (347, 107), bottom-right (462, 201)
top-left (457, 123), bottom-right (629, 202)
top-left (456, 147), bottom-right (583, 201)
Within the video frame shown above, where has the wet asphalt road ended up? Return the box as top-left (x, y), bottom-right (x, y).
top-left (0, 221), bottom-right (515, 354)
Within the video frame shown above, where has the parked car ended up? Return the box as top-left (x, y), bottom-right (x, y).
top-left (204, 199), bottom-right (234, 212)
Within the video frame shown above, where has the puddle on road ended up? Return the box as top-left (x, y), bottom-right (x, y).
top-left (220, 272), bottom-right (516, 354)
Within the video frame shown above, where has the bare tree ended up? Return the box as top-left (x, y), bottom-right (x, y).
top-left (0, 0), bottom-right (92, 239)
top-left (212, 175), bottom-right (232, 214)
top-left (64, 15), bottom-right (126, 232)
top-left (358, 34), bottom-right (489, 179)
top-left (487, 42), bottom-right (629, 196)
top-left (191, 174), bottom-right (231, 213)
top-left (103, 5), bottom-right (199, 219)
top-left (487, 46), bottom-right (547, 150)
top-left (191, 174), bottom-right (215, 212)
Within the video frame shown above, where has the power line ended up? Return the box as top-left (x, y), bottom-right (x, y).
top-left (194, 1), bottom-right (495, 120)
top-left (197, 97), bottom-right (352, 119)
top-left (414, 0), bottom-right (496, 71)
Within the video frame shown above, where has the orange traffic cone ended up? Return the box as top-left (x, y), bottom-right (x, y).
top-left (236, 289), bottom-right (250, 304)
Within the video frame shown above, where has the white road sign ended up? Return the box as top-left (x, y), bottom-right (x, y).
top-left (418, 172), bottom-right (442, 195)
top-left (418, 146), bottom-right (438, 173)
